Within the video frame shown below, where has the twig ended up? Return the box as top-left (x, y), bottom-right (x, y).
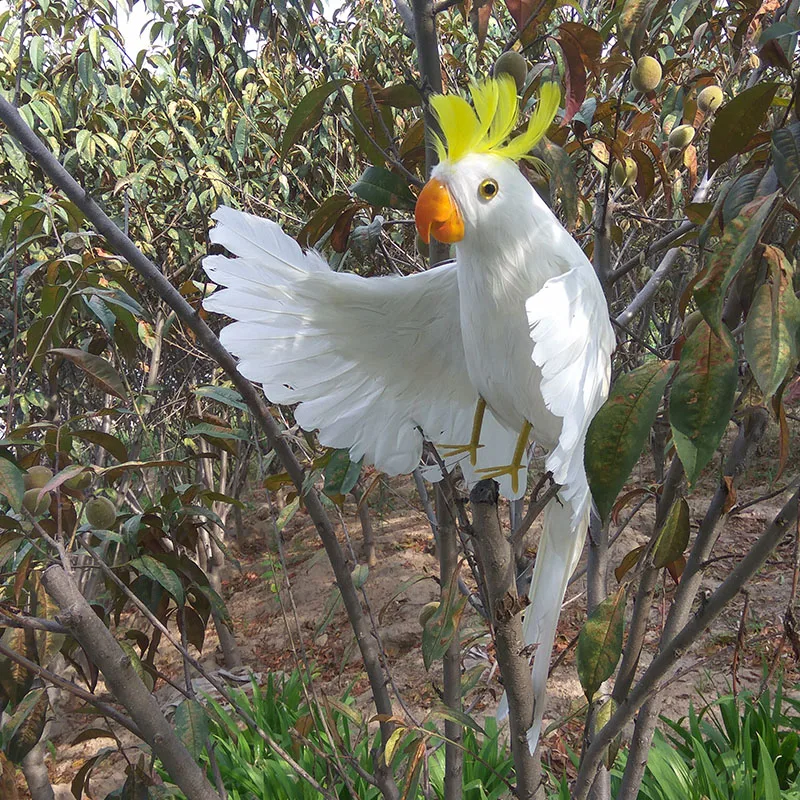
top-left (731, 590), bottom-right (749, 695)
top-left (511, 477), bottom-right (559, 550)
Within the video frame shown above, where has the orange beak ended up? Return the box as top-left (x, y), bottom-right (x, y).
top-left (414, 178), bottom-right (464, 244)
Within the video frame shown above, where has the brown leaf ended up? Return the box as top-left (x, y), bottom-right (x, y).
top-left (555, 28), bottom-right (588, 125)
top-left (722, 476), bottom-right (737, 513)
top-left (470, 0), bottom-right (494, 51)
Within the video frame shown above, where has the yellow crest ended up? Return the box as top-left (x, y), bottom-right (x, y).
top-left (430, 75), bottom-right (560, 164)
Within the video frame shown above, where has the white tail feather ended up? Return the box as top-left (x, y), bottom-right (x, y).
top-left (497, 489), bottom-right (590, 753)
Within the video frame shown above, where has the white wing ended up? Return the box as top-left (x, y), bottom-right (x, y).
top-left (502, 265), bottom-right (614, 753)
top-left (203, 206), bottom-right (524, 495)
top-left (526, 267), bottom-right (615, 516)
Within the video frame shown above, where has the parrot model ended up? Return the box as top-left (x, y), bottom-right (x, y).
top-left (203, 75), bottom-right (615, 751)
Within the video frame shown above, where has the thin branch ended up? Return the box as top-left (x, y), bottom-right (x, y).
top-left (0, 638), bottom-right (142, 737)
top-left (573, 486), bottom-right (800, 799)
top-left (511, 478), bottom-right (559, 550)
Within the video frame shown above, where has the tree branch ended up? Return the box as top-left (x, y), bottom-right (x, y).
top-left (572, 484), bottom-right (800, 799)
top-left (41, 565), bottom-right (221, 800)
top-left (469, 480), bottom-right (542, 800)
top-left (0, 95), bottom-right (400, 794)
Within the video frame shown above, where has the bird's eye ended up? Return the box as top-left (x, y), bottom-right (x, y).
top-left (478, 179), bottom-right (499, 201)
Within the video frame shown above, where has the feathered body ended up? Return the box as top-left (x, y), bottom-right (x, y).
top-left (203, 77), bottom-right (614, 752)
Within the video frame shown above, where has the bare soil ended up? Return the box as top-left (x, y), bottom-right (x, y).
top-left (18, 428), bottom-right (800, 798)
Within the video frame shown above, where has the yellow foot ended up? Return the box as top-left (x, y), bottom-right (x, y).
top-left (476, 463), bottom-right (527, 494)
top-left (438, 442), bottom-right (483, 465)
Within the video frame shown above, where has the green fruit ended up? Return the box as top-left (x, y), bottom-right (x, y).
top-left (85, 496), bottom-right (117, 530)
top-left (697, 85), bottom-right (723, 113)
top-left (418, 601), bottom-right (440, 627)
top-left (24, 466), bottom-right (53, 490)
top-left (668, 124), bottom-right (696, 150)
top-left (612, 156), bottom-right (638, 188)
top-left (682, 310), bottom-right (703, 337)
top-left (65, 471), bottom-right (91, 491)
top-left (631, 56), bottom-right (662, 93)
top-left (493, 51), bottom-right (528, 93)
top-left (23, 489), bottom-right (50, 516)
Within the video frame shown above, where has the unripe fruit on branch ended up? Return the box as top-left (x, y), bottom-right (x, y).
top-left (631, 56), bottom-right (662, 93)
top-left (23, 489), bottom-right (50, 516)
top-left (697, 85), bottom-right (723, 113)
top-left (668, 124), bottom-right (696, 150)
top-left (65, 471), bottom-right (91, 491)
top-left (613, 157), bottom-right (638, 188)
top-left (85, 496), bottom-right (117, 529)
top-left (24, 466), bottom-right (53, 490)
top-left (493, 51), bottom-right (528, 93)
top-left (418, 601), bottom-right (440, 627)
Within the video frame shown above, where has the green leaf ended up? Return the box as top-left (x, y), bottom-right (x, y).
top-left (0, 458), bottom-right (25, 512)
top-left (652, 497), bottom-right (690, 569)
top-left (576, 587), bottom-right (626, 700)
top-left (351, 166), bottom-right (415, 210)
top-left (49, 349), bottom-right (128, 400)
top-left (428, 703), bottom-right (486, 735)
top-left (708, 83), bottom-right (779, 174)
top-left (297, 193), bottom-right (362, 249)
top-left (744, 245), bottom-right (800, 398)
top-left (586, 361), bottom-right (676, 522)
top-left (771, 123), bottom-right (800, 207)
top-left (193, 385), bottom-right (248, 411)
top-left (618, 0), bottom-right (660, 59)
top-left (372, 83), bottom-right (422, 108)
top-left (174, 699), bottom-right (209, 760)
top-left (422, 565), bottom-right (467, 671)
top-left (722, 169), bottom-right (765, 226)
top-left (87, 28), bottom-right (101, 63)
top-left (184, 423), bottom-right (249, 441)
top-left (280, 81), bottom-right (339, 160)
top-left (29, 36), bottom-right (44, 73)
top-left (351, 82), bottom-right (395, 166)
top-left (694, 193), bottom-right (779, 335)
top-left (129, 555), bottom-right (185, 605)
top-left (118, 639), bottom-right (154, 691)
top-left (538, 137), bottom-right (578, 229)
top-left (323, 449), bottom-right (362, 498)
top-left (669, 320), bottom-right (738, 486)
top-left (4, 688), bottom-right (48, 764)
top-left (756, 734), bottom-right (782, 800)
top-left (275, 497), bottom-right (299, 532)
top-left (72, 430), bottom-right (128, 463)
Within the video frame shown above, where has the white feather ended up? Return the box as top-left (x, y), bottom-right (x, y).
top-left (203, 206), bottom-right (524, 492)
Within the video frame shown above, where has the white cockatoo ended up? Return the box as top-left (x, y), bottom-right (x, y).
top-left (202, 75), bottom-right (614, 752)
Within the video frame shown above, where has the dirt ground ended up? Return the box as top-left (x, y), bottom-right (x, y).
top-left (18, 427), bottom-right (800, 798)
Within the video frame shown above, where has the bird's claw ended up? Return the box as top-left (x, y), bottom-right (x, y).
top-left (438, 442), bottom-right (483, 466)
top-left (475, 463), bottom-right (526, 494)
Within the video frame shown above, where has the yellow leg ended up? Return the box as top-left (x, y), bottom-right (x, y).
top-left (476, 420), bottom-right (532, 494)
top-left (438, 397), bottom-right (486, 466)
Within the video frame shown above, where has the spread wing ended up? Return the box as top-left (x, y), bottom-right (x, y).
top-left (526, 266), bottom-right (615, 514)
top-left (203, 206), bottom-right (524, 494)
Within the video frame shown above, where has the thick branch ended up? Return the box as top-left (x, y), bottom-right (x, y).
top-left (469, 480), bottom-right (541, 800)
top-left (573, 485), bottom-right (800, 799)
top-left (0, 96), bottom-right (399, 784)
top-left (436, 483), bottom-right (463, 800)
top-left (615, 408), bottom-right (767, 798)
top-left (41, 565), bottom-right (220, 800)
